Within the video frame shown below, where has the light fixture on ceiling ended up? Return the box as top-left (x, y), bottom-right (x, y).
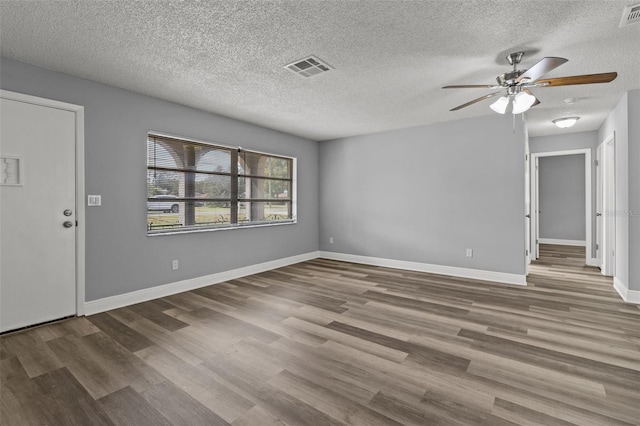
top-left (489, 89), bottom-right (536, 115)
top-left (553, 117), bottom-right (580, 128)
top-left (490, 96), bottom-right (509, 114)
top-left (512, 91), bottom-right (537, 114)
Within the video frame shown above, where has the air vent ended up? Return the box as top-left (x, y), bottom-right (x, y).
top-left (284, 55), bottom-right (333, 78)
top-left (620, 3), bottom-right (640, 27)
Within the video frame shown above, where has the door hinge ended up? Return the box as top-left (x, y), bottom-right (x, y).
top-left (596, 243), bottom-right (599, 250)
top-left (525, 249), bottom-right (529, 256)
top-left (594, 160), bottom-right (599, 166)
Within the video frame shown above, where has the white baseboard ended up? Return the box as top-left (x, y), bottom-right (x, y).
top-left (539, 238), bottom-right (586, 247)
top-left (586, 257), bottom-right (599, 267)
top-left (319, 251), bottom-right (527, 286)
top-left (84, 251), bottom-right (320, 315)
top-left (613, 277), bottom-right (640, 304)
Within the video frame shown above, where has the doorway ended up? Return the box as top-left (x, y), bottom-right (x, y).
top-left (0, 90), bottom-right (85, 333)
top-left (529, 149), bottom-right (594, 268)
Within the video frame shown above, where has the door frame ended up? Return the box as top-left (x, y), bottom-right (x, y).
top-left (1, 90), bottom-right (86, 316)
top-left (600, 133), bottom-right (616, 276)
top-left (530, 148), bottom-right (594, 266)
top-left (596, 143), bottom-right (603, 268)
top-left (529, 155), bottom-right (539, 261)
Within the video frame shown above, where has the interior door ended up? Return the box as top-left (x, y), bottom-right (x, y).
top-left (603, 138), bottom-right (616, 276)
top-left (596, 143), bottom-right (603, 268)
top-left (525, 153), bottom-right (531, 270)
top-left (1, 96), bottom-right (77, 333)
top-left (530, 156), bottom-right (539, 260)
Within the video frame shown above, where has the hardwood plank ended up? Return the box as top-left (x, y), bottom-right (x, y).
top-left (88, 312), bottom-right (155, 352)
top-left (141, 380), bottom-right (230, 426)
top-left (135, 344), bottom-right (255, 423)
top-left (98, 386), bottom-right (172, 425)
top-left (268, 369), bottom-right (403, 426)
top-left (231, 405), bottom-right (288, 426)
top-left (2, 328), bottom-right (63, 378)
top-left (126, 300), bottom-right (190, 332)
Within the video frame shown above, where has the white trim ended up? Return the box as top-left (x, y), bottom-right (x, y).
top-left (531, 148), bottom-right (592, 266)
top-left (586, 257), bottom-right (599, 267)
top-left (539, 238), bottom-right (586, 247)
top-left (319, 251), bottom-right (527, 286)
top-left (0, 90), bottom-right (86, 317)
top-left (84, 251), bottom-right (320, 315)
top-left (613, 277), bottom-right (640, 304)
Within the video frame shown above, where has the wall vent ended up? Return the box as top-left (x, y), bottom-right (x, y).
top-left (284, 55), bottom-right (333, 78)
top-left (620, 3), bottom-right (640, 27)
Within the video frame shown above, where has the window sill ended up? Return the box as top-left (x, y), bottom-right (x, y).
top-left (147, 219), bottom-right (297, 236)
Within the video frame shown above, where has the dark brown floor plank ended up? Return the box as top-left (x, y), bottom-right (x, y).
top-left (88, 312), bottom-right (155, 352)
top-left (98, 385), bottom-right (172, 425)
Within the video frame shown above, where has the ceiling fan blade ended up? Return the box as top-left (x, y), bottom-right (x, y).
top-left (442, 84), bottom-right (497, 89)
top-left (536, 72), bottom-right (618, 87)
top-left (450, 91), bottom-right (503, 111)
top-left (516, 57), bottom-right (568, 83)
top-left (523, 89), bottom-right (541, 107)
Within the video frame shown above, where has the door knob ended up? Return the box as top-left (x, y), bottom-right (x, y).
top-left (525, 214), bottom-right (531, 218)
top-left (63, 221), bottom-right (74, 228)
top-left (596, 212), bottom-right (602, 217)
top-left (63, 209), bottom-right (73, 216)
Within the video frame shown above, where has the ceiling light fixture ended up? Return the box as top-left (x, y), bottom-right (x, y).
top-left (489, 90), bottom-right (536, 115)
top-left (511, 91), bottom-right (536, 114)
top-left (490, 96), bottom-right (509, 114)
top-left (553, 117), bottom-right (580, 128)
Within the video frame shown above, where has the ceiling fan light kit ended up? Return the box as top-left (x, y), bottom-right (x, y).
top-left (443, 52), bottom-right (617, 116)
top-left (553, 117), bottom-right (580, 128)
top-left (490, 96), bottom-right (510, 114)
top-left (488, 89), bottom-right (537, 115)
top-left (512, 91), bottom-right (537, 114)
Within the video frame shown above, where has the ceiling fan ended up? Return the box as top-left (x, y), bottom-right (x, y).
top-left (443, 52), bottom-right (617, 114)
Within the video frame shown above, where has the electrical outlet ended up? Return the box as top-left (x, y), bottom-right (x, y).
top-left (466, 249), bottom-right (473, 257)
top-left (329, 237), bottom-right (334, 244)
top-left (172, 259), bottom-right (179, 270)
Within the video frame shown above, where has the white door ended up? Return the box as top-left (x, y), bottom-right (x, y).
top-left (596, 143), bottom-right (603, 268)
top-left (525, 153), bottom-right (531, 269)
top-left (530, 156), bottom-right (539, 260)
top-left (1, 97), bottom-right (77, 332)
top-left (601, 137), bottom-right (616, 276)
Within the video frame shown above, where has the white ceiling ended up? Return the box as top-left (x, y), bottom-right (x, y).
top-left (1, 1), bottom-right (638, 141)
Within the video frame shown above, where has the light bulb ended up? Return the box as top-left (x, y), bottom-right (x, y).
top-left (512, 91), bottom-right (536, 114)
top-left (553, 117), bottom-right (580, 128)
top-left (490, 96), bottom-right (509, 114)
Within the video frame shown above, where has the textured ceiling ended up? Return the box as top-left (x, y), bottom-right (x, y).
top-left (1, 1), bottom-right (638, 141)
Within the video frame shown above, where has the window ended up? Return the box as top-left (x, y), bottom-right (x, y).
top-left (147, 133), bottom-right (295, 234)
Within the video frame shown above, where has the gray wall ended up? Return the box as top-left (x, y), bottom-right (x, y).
top-left (319, 114), bottom-right (526, 276)
top-left (538, 155), bottom-right (585, 241)
top-left (530, 131), bottom-right (598, 257)
top-left (599, 93), bottom-right (629, 290)
top-left (0, 57), bottom-right (319, 301)
top-left (598, 90), bottom-right (640, 292)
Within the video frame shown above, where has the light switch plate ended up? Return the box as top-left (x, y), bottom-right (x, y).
top-left (88, 195), bottom-right (102, 206)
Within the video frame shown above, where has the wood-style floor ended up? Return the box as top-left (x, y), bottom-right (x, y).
top-left (2, 244), bottom-right (639, 425)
